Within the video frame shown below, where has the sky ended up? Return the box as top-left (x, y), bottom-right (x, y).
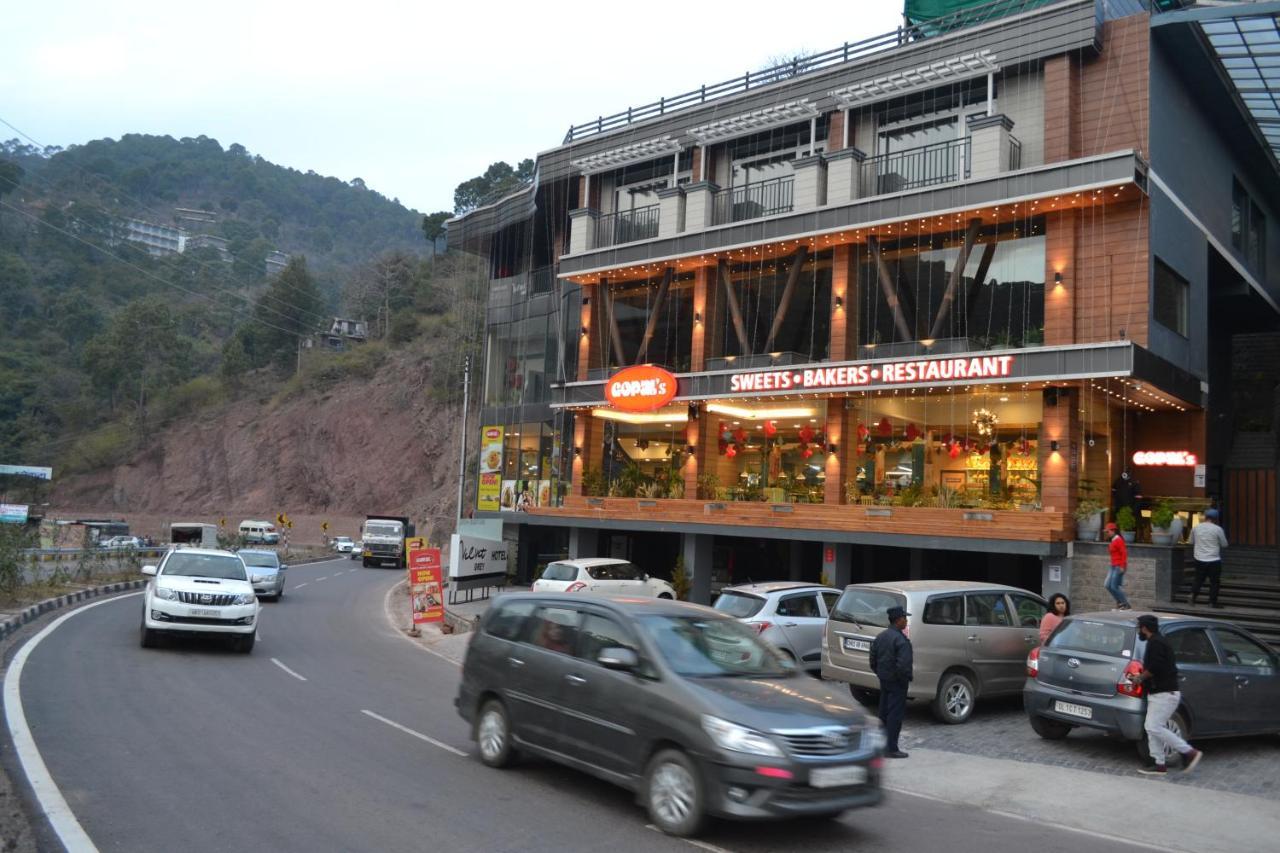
top-left (2, 1), bottom-right (905, 214)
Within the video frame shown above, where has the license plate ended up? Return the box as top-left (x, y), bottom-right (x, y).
top-left (189, 608), bottom-right (220, 618)
top-left (842, 637), bottom-right (871, 653)
top-left (810, 765), bottom-right (867, 788)
top-left (1054, 700), bottom-right (1093, 719)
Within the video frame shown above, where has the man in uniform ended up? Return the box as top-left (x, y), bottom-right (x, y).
top-left (869, 605), bottom-right (913, 759)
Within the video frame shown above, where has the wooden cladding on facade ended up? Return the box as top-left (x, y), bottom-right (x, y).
top-left (1226, 468), bottom-right (1278, 547)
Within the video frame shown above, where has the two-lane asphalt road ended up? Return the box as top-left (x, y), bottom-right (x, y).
top-left (8, 557), bottom-right (1146, 853)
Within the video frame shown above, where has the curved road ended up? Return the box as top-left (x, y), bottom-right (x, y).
top-left (10, 557), bottom-right (1145, 853)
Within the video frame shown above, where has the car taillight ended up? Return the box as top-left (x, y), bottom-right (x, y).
top-left (1026, 646), bottom-right (1040, 678)
top-left (752, 621), bottom-right (773, 635)
top-left (565, 581), bottom-right (587, 593)
top-left (1117, 660), bottom-right (1144, 697)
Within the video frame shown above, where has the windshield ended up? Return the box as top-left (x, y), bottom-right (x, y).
top-left (334, 537), bottom-right (352, 544)
top-left (365, 523), bottom-right (401, 537)
top-left (712, 591), bottom-right (766, 619)
top-left (830, 588), bottom-right (905, 627)
top-left (239, 553), bottom-right (280, 569)
top-left (162, 553), bottom-right (247, 581)
top-left (1048, 619), bottom-right (1134, 656)
top-left (541, 563), bottom-right (578, 582)
top-left (637, 614), bottom-right (791, 678)
top-left (586, 562), bottom-right (644, 581)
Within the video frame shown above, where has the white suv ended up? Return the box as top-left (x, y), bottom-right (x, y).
top-left (532, 558), bottom-right (677, 598)
top-left (141, 548), bottom-right (261, 653)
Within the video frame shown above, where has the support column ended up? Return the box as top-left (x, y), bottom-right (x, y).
top-left (573, 413), bottom-right (606, 496)
top-left (1040, 388), bottom-right (1081, 514)
top-left (788, 540), bottom-right (803, 581)
top-left (568, 208), bottom-right (598, 255)
top-left (822, 542), bottom-right (852, 589)
top-left (790, 153), bottom-right (826, 211)
top-left (568, 527), bottom-right (598, 559)
top-left (1044, 209), bottom-right (1078, 347)
top-left (967, 114), bottom-right (1014, 180)
top-left (682, 532), bottom-right (714, 605)
top-left (683, 181), bottom-right (719, 232)
top-left (577, 288), bottom-right (599, 382)
top-left (684, 406), bottom-right (711, 502)
top-left (829, 244), bottom-right (855, 362)
top-left (825, 403), bottom-right (850, 505)
top-left (824, 148), bottom-right (865, 207)
top-left (909, 548), bottom-right (925, 580)
top-left (1043, 55), bottom-right (1078, 164)
top-left (691, 266), bottom-right (711, 372)
top-left (656, 186), bottom-right (685, 239)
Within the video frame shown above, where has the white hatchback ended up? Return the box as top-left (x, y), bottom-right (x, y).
top-left (141, 548), bottom-right (261, 653)
top-left (532, 558), bottom-right (677, 598)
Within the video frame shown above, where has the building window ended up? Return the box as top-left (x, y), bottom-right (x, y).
top-left (1153, 258), bottom-right (1189, 338)
top-left (1232, 178), bottom-right (1266, 275)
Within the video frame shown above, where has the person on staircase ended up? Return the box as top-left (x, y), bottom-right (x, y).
top-left (1189, 508), bottom-right (1229, 608)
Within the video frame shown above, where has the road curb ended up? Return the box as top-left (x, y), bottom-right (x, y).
top-left (0, 581), bottom-right (147, 642)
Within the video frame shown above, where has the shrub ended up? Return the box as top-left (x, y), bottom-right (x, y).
top-left (60, 423), bottom-right (134, 474)
top-left (1116, 505), bottom-right (1137, 531)
top-left (1151, 499), bottom-right (1176, 530)
top-left (1074, 497), bottom-right (1105, 522)
top-left (670, 555), bottom-right (691, 601)
top-left (580, 467), bottom-right (606, 497)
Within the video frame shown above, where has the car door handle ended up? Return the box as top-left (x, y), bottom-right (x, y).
top-left (507, 657), bottom-right (525, 668)
top-left (783, 622), bottom-right (798, 627)
top-left (565, 674), bottom-right (586, 686)
top-left (967, 635), bottom-right (980, 642)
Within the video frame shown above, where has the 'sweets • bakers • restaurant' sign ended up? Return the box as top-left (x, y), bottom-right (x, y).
top-left (729, 354), bottom-right (1016, 393)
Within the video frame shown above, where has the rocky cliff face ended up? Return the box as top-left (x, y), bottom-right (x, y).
top-left (50, 349), bottom-right (470, 541)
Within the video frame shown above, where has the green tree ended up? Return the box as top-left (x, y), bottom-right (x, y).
top-left (0, 158), bottom-right (23, 198)
top-left (220, 332), bottom-right (251, 389)
top-left (421, 210), bottom-right (451, 243)
top-left (254, 256), bottom-right (323, 367)
top-left (453, 160), bottom-right (534, 214)
top-left (82, 296), bottom-right (194, 424)
top-left (344, 251), bottom-right (417, 339)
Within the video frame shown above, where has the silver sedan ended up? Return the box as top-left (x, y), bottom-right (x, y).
top-left (239, 549), bottom-right (287, 601)
top-left (712, 582), bottom-right (842, 674)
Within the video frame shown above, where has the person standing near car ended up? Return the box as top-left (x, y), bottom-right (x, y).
top-left (1039, 593), bottom-right (1071, 644)
top-left (869, 606), bottom-right (913, 759)
top-left (1132, 615), bottom-right (1203, 775)
top-left (1189, 508), bottom-right (1229, 608)
top-left (1104, 522), bottom-right (1131, 610)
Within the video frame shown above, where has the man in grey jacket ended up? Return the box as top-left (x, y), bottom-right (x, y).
top-left (1190, 508), bottom-right (1229, 608)
top-left (869, 606), bottom-right (913, 758)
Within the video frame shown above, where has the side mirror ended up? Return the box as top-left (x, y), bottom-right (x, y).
top-left (141, 565), bottom-right (157, 576)
top-left (279, 564), bottom-right (289, 570)
top-left (597, 647), bottom-right (640, 671)
top-left (251, 575), bottom-right (266, 584)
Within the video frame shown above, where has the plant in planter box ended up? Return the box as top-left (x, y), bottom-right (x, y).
top-left (1116, 505), bottom-right (1137, 543)
top-left (696, 472), bottom-right (721, 501)
top-left (1073, 497), bottom-right (1105, 541)
top-left (934, 485), bottom-right (960, 508)
top-left (670, 555), bottom-right (691, 601)
top-left (581, 467), bottom-right (607, 497)
top-left (1150, 499), bottom-right (1176, 545)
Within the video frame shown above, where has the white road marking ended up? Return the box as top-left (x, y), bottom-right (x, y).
top-left (270, 658), bottom-right (308, 682)
top-left (645, 825), bottom-right (735, 853)
top-left (316, 576), bottom-right (328, 582)
top-left (4, 592), bottom-right (146, 853)
top-left (360, 710), bottom-right (467, 757)
top-left (294, 582), bottom-right (309, 588)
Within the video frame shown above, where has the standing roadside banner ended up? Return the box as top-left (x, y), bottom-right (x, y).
top-left (407, 543), bottom-right (444, 627)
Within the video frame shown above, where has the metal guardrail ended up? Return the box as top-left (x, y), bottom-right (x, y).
top-left (22, 547), bottom-right (167, 562)
top-left (594, 205), bottom-right (660, 248)
top-left (712, 177), bottom-right (795, 226)
top-left (860, 137), bottom-right (971, 195)
top-left (563, 0), bottom-right (1060, 142)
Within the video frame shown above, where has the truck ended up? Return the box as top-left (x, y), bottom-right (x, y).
top-left (361, 515), bottom-right (414, 568)
top-left (170, 522), bottom-right (219, 548)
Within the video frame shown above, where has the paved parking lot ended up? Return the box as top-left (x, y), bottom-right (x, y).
top-left (893, 693), bottom-right (1279, 800)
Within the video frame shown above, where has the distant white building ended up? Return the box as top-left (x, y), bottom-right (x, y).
top-left (121, 218), bottom-right (184, 256)
top-left (184, 233), bottom-right (231, 262)
top-left (309, 317), bottom-right (368, 351)
top-left (264, 250), bottom-right (290, 275)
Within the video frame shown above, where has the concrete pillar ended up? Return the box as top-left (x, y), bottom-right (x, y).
top-left (824, 148), bottom-right (865, 207)
top-left (788, 540), bottom-right (804, 581)
top-left (790, 154), bottom-right (826, 211)
top-left (1044, 209), bottom-right (1077, 347)
top-left (1043, 55), bottom-right (1077, 164)
top-left (656, 186), bottom-right (685, 239)
top-left (824, 403), bottom-right (850, 505)
top-left (690, 266), bottom-right (710, 372)
top-left (822, 541), bottom-right (852, 589)
top-left (682, 532), bottom-right (714, 605)
top-left (568, 208), bottom-right (598, 255)
top-left (909, 548), bottom-right (925, 581)
top-left (1041, 554), bottom-right (1070, 600)
top-left (1040, 387), bottom-right (1081, 514)
top-left (683, 181), bottom-right (719, 232)
top-left (966, 114), bottom-right (1014, 180)
top-left (569, 527), bottom-right (598, 559)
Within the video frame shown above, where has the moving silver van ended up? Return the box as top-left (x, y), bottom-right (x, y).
top-left (821, 581), bottom-right (1048, 724)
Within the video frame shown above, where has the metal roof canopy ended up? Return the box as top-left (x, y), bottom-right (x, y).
top-left (830, 49), bottom-right (1000, 108)
top-left (687, 99), bottom-right (821, 145)
top-left (570, 135), bottom-right (683, 176)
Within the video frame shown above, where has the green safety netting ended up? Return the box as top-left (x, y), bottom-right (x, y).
top-left (904, 0), bottom-right (1058, 31)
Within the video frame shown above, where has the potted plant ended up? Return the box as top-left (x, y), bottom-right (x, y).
top-left (1074, 497), bottom-right (1105, 541)
top-left (1116, 505), bottom-right (1137, 543)
top-left (696, 472), bottom-right (721, 501)
top-left (1150, 499), bottom-right (1176, 546)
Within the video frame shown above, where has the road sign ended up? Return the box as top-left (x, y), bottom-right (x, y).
top-left (321, 521), bottom-right (329, 532)
top-left (286, 520), bottom-right (293, 529)
top-left (219, 517), bottom-right (227, 527)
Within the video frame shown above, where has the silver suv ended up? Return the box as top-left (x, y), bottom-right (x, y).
top-left (713, 583), bottom-right (840, 673)
top-left (821, 581), bottom-right (1048, 724)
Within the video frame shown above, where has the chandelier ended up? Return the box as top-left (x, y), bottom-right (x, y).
top-left (972, 408), bottom-right (999, 438)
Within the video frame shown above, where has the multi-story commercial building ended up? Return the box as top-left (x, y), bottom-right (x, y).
top-left (120, 218), bottom-right (185, 256)
top-left (448, 0), bottom-right (1280, 601)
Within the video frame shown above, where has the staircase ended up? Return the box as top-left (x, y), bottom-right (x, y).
top-left (1165, 568), bottom-right (1280, 648)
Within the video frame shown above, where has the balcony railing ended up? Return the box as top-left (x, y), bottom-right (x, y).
top-left (860, 137), bottom-right (970, 196)
top-left (594, 205), bottom-right (660, 248)
top-left (712, 177), bottom-right (794, 226)
top-left (1009, 135), bottom-right (1023, 172)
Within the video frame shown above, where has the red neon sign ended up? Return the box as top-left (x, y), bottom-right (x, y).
top-left (1132, 451), bottom-right (1198, 467)
top-left (729, 354), bottom-right (1015, 393)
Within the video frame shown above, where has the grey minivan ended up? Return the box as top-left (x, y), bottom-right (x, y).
top-left (822, 581), bottom-right (1048, 724)
top-left (456, 593), bottom-right (885, 837)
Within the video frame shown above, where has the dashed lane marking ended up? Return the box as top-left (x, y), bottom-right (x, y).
top-left (270, 658), bottom-right (308, 682)
top-left (294, 582), bottom-right (309, 588)
top-left (316, 576), bottom-right (328, 582)
top-left (360, 710), bottom-right (467, 757)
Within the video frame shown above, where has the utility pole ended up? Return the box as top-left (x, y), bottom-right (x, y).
top-left (455, 355), bottom-right (471, 521)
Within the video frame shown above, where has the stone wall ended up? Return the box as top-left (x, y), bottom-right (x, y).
top-left (1068, 542), bottom-right (1185, 613)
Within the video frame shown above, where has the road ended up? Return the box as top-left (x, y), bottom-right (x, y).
top-left (10, 557), bottom-right (1147, 853)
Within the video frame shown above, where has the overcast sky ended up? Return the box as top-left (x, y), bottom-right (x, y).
top-left (2, 1), bottom-right (905, 213)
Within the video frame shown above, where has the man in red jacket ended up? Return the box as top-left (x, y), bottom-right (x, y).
top-left (1104, 521), bottom-right (1131, 610)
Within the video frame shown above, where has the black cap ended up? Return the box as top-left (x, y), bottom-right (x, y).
top-left (887, 606), bottom-right (910, 622)
top-left (1136, 614), bottom-right (1159, 632)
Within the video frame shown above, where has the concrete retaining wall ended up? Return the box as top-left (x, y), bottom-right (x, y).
top-left (1068, 541), bottom-right (1184, 611)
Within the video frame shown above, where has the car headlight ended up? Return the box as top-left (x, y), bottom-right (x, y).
top-left (234, 592), bottom-right (258, 605)
top-left (153, 587), bottom-right (177, 601)
top-left (861, 721), bottom-right (886, 753)
top-left (701, 715), bottom-right (783, 758)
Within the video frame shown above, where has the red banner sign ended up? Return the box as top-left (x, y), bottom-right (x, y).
top-left (730, 354), bottom-right (1015, 393)
top-left (605, 365), bottom-right (678, 412)
top-left (407, 546), bottom-right (444, 624)
top-left (1132, 450), bottom-right (1198, 467)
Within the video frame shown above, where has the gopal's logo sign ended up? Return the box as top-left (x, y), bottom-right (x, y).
top-left (1132, 451), bottom-right (1197, 467)
top-left (605, 365), bottom-right (678, 412)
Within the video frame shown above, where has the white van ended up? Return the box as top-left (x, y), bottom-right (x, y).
top-left (238, 520), bottom-right (280, 544)
top-left (170, 522), bottom-right (219, 548)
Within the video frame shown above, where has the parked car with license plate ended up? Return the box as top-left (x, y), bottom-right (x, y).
top-left (822, 581), bottom-right (1048, 724)
top-left (714, 582), bottom-right (841, 673)
top-left (456, 593), bottom-right (884, 837)
top-left (532, 558), bottom-right (677, 599)
top-left (1024, 611), bottom-right (1280, 757)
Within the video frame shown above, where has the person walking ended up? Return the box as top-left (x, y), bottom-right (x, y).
top-left (1189, 508), bottom-right (1229, 608)
top-left (1131, 615), bottom-right (1203, 775)
top-left (1039, 593), bottom-right (1071, 644)
top-left (869, 606), bottom-right (913, 759)
top-left (1104, 522), bottom-right (1131, 610)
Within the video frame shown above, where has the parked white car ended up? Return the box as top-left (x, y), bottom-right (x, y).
top-left (99, 535), bottom-right (143, 550)
top-left (532, 558), bottom-right (676, 598)
top-left (140, 548), bottom-right (261, 653)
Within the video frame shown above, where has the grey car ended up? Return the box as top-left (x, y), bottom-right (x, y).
top-left (455, 593), bottom-right (885, 837)
top-left (822, 581), bottom-right (1048, 724)
top-left (713, 582), bottom-right (841, 673)
top-left (239, 549), bottom-right (286, 600)
top-left (1024, 611), bottom-right (1280, 757)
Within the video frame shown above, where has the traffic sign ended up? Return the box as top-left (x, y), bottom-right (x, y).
top-left (321, 521), bottom-right (329, 532)
top-left (219, 517), bottom-right (227, 527)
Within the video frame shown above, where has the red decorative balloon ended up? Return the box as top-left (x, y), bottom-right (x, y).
top-left (857, 422), bottom-right (870, 441)
top-left (764, 420), bottom-right (777, 438)
top-left (949, 442), bottom-right (961, 459)
top-left (732, 427), bottom-right (748, 445)
top-left (798, 426), bottom-right (815, 445)
top-left (905, 423), bottom-right (921, 442)
top-left (725, 445), bottom-right (737, 458)
top-left (877, 417), bottom-right (893, 438)
top-left (801, 447), bottom-right (814, 459)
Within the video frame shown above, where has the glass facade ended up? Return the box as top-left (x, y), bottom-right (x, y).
top-left (600, 272), bottom-right (695, 372)
top-left (484, 313), bottom-right (554, 407)
top-left (710, 250), bottom-right (832, 362)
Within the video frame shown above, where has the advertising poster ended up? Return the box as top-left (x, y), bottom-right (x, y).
top-left (407, 544), bottom-right (444, 624)
top-left (536, 479), bottom-right (552, 508)
top-left (0, 465), bottom-right (52, 480)
top-left (0, 504), bottom-right (29, 524)
top-left (448, 533), bottom-right (509, 580)
top-left (500, 479), bottom-right (519, 512)
top-left (477, 425), bottom-right (504, 512)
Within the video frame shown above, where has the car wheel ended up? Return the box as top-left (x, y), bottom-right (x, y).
top-left (235, 632), bottom-right (256, 654)
top-left (476, 700), bottom-right (516, 768)
top-left (1136, 710), bottom-right (1189, 761)
top-left (931, 672), bottom-right (976, 724)
top-left (657, 593), bottom-right (674, 600)
top-left (140, 622), bottom-right (159, 649)
top-left (645, 749), bottom-right (704, 838)
top-left (1029, 714), bottom-right (1073, 740)
top-left (850, 686), bottom-right (879, 707)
